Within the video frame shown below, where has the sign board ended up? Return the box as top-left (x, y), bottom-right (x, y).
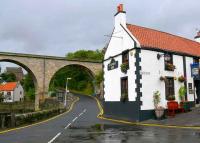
top-left (191, 63), bottom-right (199, 77)
top-left (188, 83), bottom-right (194, 94)
top-left (107, 58), bottom-right (118, 71)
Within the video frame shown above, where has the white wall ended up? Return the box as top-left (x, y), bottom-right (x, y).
top-left (104, 49), bottom-right (136, 101)
top-left (104, 11), bottom-right (138, 102)
top-left (13, 83), bottom-right (24, 102)
top-left (140, 50), bottom-right (194, 110)
top-left (3, 91), bottom-right (14, 103)
top-left (185, 57), bottom-right (195, 101)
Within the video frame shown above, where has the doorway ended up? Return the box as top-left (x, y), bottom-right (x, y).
top-left (194, 80), bottom-right (200, 104)
top-left (121, 77), bottom-right (128, 102)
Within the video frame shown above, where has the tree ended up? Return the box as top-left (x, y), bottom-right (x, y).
top-left (0, 73), bottom-right (17, 82)
top-left (49, 65), bottom-right (94, 95)
top-left (21, 74), bottom-right (35, 100)
top-left (66, 49), bottom-right (104, 62)
top-left (95, 71), bottom-right (103, 87)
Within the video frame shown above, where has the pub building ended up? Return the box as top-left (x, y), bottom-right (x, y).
top-left (103, 4), bottom-right (200, 121)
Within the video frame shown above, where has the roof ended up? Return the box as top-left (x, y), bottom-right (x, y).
top-left (0, 82), bottom-right (18, 91)
top-left (127, 24), bottom-right (200, 57)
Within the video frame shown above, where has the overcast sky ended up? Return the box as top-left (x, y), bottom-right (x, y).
top-left (0, 0), bottom-right (199, 57)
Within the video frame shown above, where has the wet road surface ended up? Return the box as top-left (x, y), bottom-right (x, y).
top-left (0, 94), bottom-right (200, 143)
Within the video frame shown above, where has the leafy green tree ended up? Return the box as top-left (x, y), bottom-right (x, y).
top-left (49, 65), bottom-right (94, 95)
top-left (95, 71), bottom-right (103, 87)
top-left (66, 49), bottom-right (104, 62)
top-left (0, 73), bottom-right (17, 82)
top-left (21, 74), bottom-right (35, 100)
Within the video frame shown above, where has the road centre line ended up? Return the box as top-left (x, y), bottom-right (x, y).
top-left (79, 112), bottom-right (83, 116)
top-left (65, 109), bottom-right (87, 129)
top-left (72, 117), bottom-right (78, 122)
top-left (48, 132), bottom-right (61, 143)
top-left (64, 123), bottom-right (71, 129)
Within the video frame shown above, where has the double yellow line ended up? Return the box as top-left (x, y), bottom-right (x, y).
top-left (1, 94), bottom-right (200, 135)
top-left (0, 97), bottom-right (80, 135)
top-left (90, 95), bottom-right (200, 130)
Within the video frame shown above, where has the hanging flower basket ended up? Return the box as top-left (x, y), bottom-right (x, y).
top-left (120, 63), bottom-right (129, 74)
top-left (178, 75), bottom-right (186, 82)
top-left (160, 76), bottom-right (166, 81)
top-left (166, 63), bottom-right (176, 71)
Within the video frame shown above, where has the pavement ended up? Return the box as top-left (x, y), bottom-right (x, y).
top-left (142, 106), bottom-right (200, 127)
top-left (1, 94), bottom-right (200, 143)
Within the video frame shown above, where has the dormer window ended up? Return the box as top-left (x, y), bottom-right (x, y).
top-left (164, 53), bottom-right (175, 71)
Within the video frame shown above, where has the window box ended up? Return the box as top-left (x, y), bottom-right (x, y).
top-left (165, 63), bottom-right (176, 71)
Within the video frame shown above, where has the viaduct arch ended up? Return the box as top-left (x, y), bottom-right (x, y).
top-left (0, 52), bottom-right (102, 110)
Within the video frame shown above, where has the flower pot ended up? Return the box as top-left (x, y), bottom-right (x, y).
top-left (155, 107), bottom-right (165, 119)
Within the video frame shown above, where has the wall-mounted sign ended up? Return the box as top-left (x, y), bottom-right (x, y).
top-left (107, 58), bottom-right (118, 71)
top-left (140, 71), bottom-right (151, 75)
top-left (191, 63), bottom-right (199, 77)
top-left (188, 83), bottom-right (194, 94)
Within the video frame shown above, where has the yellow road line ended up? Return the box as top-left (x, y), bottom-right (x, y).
top-left (0, 97), bottom-right (80, 135)
top-left (85, 94), bottom-right (200, 130)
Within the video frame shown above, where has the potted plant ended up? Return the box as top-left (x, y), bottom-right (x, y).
top-left (178, 86), bottom-right (189, 111)
top-left (178, 76), bottom-right (186, 82)
top-left (120, 63), bottom-right (129, 74)
top-left (179, 86), bottom-right (186, 102)
top-left (153, 91), bottom-right (165, 119)
top-left (167, 95), bottom-right (175, 101)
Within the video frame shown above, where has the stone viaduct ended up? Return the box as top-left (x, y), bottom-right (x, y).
top-left (0, 52), bottom-right (102, 110)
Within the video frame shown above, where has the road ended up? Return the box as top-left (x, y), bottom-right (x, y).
top-left (1, 94), bottom-right (200, 143)
top-left (0, 94), bottom-right (112, 143)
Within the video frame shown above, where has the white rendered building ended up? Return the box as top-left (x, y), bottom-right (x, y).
top-left (0, 82), bottom-right (24, 103)
top-left (103, 4), bottom-right (200, 121)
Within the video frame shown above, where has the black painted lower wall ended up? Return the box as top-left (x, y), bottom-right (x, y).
top-left (103, 101), bottom-right (140, 121)
top-left (103, 101), bottom-right (155, 121)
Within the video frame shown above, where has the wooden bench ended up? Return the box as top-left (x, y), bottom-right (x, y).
top-left (167, 101), bottom-right (184, 117)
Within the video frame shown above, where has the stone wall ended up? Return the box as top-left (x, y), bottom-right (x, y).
top-left (0, 52), bottom-right (102, 110)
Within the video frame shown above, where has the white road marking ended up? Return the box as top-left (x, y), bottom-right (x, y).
top-left (72, 117), bottom-right (78, 122)
top-left (64, 109), bottom-right (87, 130)
top-left (83, 109), bottom-right (87, 113)
top-left (79, 112), bottom-right (83, 116)
top-left (64, 123), bottom-right (71, 129)
top-left (48, 132), bottom-right (61, 143)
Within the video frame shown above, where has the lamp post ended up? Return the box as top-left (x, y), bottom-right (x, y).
top-left (64, 77), bottom-right (71, 107)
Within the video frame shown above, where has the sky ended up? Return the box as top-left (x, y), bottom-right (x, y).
top-left (0, 0), bottom-right (199, 58)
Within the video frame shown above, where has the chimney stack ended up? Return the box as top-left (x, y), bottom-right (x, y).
top-left (194, 31), bottom-right (200, 43)
top-left (114, 4), bottom-right (126, 28)
top-left (117, 4), bottom-right (124, 12)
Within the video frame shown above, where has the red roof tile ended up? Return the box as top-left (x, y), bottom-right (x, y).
top-left (127, 24), bottom-right (200, 57)
top-left (0, 82), bottom-right (17, 91)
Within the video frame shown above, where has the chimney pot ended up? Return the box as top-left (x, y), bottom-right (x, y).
top-left (117, 4), bottom-right (123, 12)
top-left (195, 30), bottom-right (200, 43)
top-left (198, 31), bottom-right (200, 37)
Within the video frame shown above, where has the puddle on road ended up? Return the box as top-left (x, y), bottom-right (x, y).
top-left (54, 124), bottom-right (200, 143)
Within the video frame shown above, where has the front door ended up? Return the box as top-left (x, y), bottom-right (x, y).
top-left (195, 80), bottom-right (200, 104)
top-left (121, 77), bottom-right (128, 101)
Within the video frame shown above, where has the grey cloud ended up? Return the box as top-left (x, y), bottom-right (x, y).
top-left (0, 0), bottom-right (199, 56)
